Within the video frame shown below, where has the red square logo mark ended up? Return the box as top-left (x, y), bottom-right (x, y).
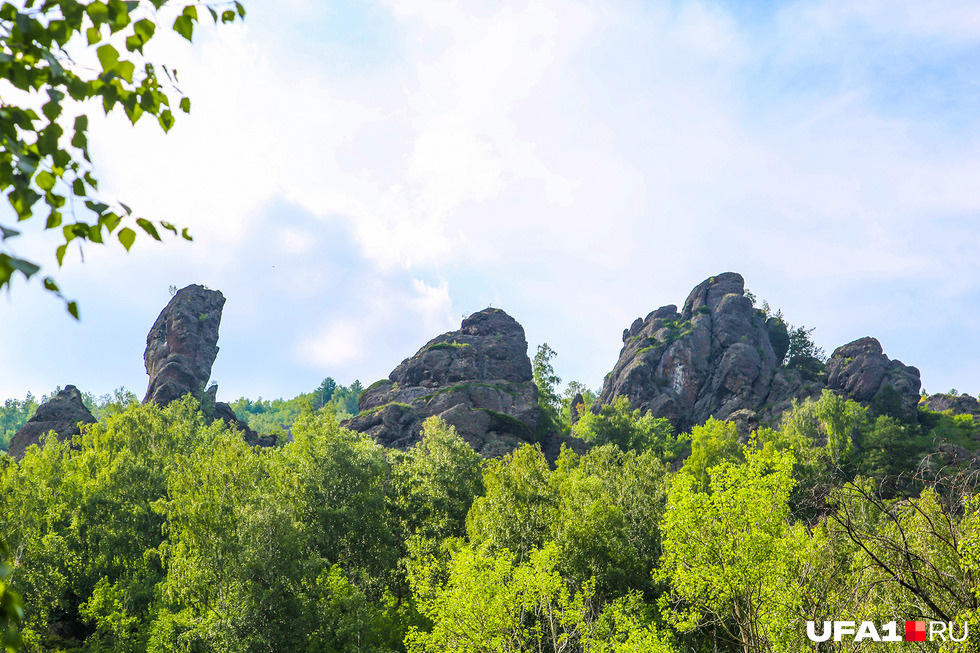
top-left (905, 621), bottom-right (927, 642)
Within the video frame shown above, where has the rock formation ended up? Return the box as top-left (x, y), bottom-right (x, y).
top-left (344, 308), bottom-right (576, 458)
top-left (143, 284), bottom-right (224, 407)
top-left (7, 385), bottom-right (96, 460)
top-left (599, 273), bottom-right (820, 431)
top-left (569, 392), bottom-right (585, 425)
top-left (825, 337), bottom-right (921, 421)
top-left (598, 274), bottom-right (923, 430)
top-left (922, 392), bottom-right (980, 419)
top-left (142, 284), bottom-right (271, 446)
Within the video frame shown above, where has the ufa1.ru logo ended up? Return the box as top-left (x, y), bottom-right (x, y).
top-left (806, 620), bottom-right (969, 643)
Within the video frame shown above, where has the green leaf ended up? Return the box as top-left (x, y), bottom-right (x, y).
top-left (181, 227), bottom-right (192, 241)
top-left (85, 200), bottom-right (109, 214)
top-left (72, 178), bottom-right (85, 195)
top-left (42, 98), bottom-right (62, 121)
top-left (56, 243), bottom-right (67, 265)
top-left (172, 15), bottom-right (193, 41)
top-left (134, 18), bottom-right (155, 42)
top-left (125, 99), bottom-right (143, 123)
top-left (86, 26), bottom-right (101, 45)
top-left (116, 60), bottom-right (135, 83)
top-left (179, 97), bottom-right (190, 113)
top-left (67, 300), bottom-right (79, 319)
top-left (86, 1), bottom-right (110, 24)
top-left (72, 115), bottom-right (89, 154)
top-left (45, 210), bottom-right (62, 229)
top-left (63, 223), bottom-right (89, 241)
top-left (136, 218), bottom-right (161, 240)
top-left (43, 277), bottom-right (59, 292)
top-left (235, 1), bottom-right (245, 18)
top-left (101, 213), bottom-right (121, 232)
top-left (107, 0), bottom-right (132, 32)
top-left (96, 44), bottom-right (119, 72)
top-left (118, 227), bottom-right (136, 251)
top-left (119, 202), bottom-right (132, 215)
top-left (222, 9), bottom-right (235, 23)
top-left (160, 221), bottom-right (178, 235)
top-left (35, 170), bottom-right (56, 191)
top-left (0, 225), bottom-right (20, 240)
top-left (11, 188), bottom-right (41, 220)
top-left (8, 256), bottom-right (40, 278)
top-left (158, 109), bottom-right (174, 132)
top-left (88, 224), bottom-right (104, 243)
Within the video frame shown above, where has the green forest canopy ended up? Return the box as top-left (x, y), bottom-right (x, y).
top-left (1, 382), bottom-right (979, 652)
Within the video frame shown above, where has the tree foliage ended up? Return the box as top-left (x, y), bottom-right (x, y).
top-left (660, 446), bottom-right (807, 652)
top-left (784, 325), bottom-right (826, 380)
top-left (2, 384), bottom-right (980, 651)
top-left (573, 395), bottom-right (685, 459)
top-left (1, 0), bottom-right (244, 314)
top-left (533, 343), bottom-right (562, 433)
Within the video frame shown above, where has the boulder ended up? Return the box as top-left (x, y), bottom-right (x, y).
top-left (7, 385), bottom-right (96, 460)
top-left (143, 284), bottom-right (224, 407)
top-left (344, 308), bottom-right (582, 459)
top-left (825, 337), bottom-right (921, 421)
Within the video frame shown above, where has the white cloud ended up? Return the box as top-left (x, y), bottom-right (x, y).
top-left (295, 319), bottom-right (365, 367)
top-left (9, 0), bottom-right (980, 400)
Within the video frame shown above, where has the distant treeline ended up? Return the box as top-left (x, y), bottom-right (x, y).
top-left (0, 379), bottom-right (364, 451)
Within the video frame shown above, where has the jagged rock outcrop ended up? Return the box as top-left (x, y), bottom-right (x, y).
top-left (345, 308), bottom-right (577, 458)
top-left (826, 337), bottom-right (921, 421)
top-left (922, 393), bottom-right (980, 419)
top-left (600, 274), bottom-right (926, 430)
top-left (143, 284), bottom-right (224, 407)
top-left (599, 273), bottom-right (819, 431)
top-left (142, 284), bottom-right (275, 446)
top-left (7, 385), bottom-right (96, 460)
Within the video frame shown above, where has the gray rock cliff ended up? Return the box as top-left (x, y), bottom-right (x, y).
top-left (7, 385), bottom-right (96, 460)
top-left (599, 273), bottom-right (819, 430)
top-left (142, 284), bottom-right (271, 446)
top-left (825, 337), bottom-right (921, 421)
top-left (344, 308), bottom-right (580, 459)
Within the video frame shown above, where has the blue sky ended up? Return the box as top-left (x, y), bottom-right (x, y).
top-left (3, 0), bottom-right (980, 403)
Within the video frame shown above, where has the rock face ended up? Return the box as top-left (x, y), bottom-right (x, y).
top-left (7, 385), bottom-right (96, 460)
top-left (569, 392), bottom-right (585, 426)
top-left (344, 308), bottom-right (562, 458)
top-left (922, 393), bottom-right (980, 419)
top-left (142, 284), bottom-right (274, 446)
top-left (600, 274), bottom-right (925, 430)
top-left (599, 273), bottom-right (819, 431)
top-left (826, 337), bottom-right (921, 421)
top-left (143, 284), bottom-right (225, 407)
